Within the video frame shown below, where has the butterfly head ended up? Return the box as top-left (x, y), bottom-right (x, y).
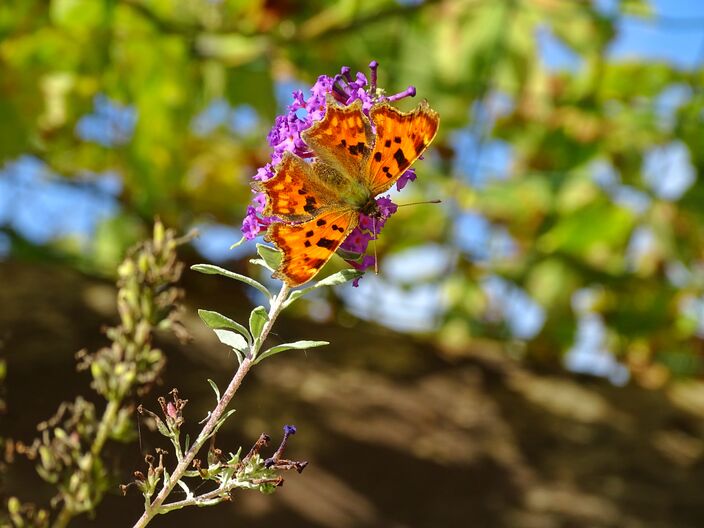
top-left (359, 198), bottom-right (382, 219)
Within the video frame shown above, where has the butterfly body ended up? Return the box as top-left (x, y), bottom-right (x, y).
top-left (261, 95), bottom-right (439, 286)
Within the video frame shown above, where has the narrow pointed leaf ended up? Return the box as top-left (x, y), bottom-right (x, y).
top-left (256, 243), bottom-right (282, 271)
top-left (191, 264), bottom-right (271, 299)
top-left (249, 258), bottom-right (274, 271)
top-left (255, 340), bottom-right (329, 363)
top-left (154, 417), bottom-right (171, 438)
top-left (249, 306), bottom-right (268, 339)
top-left (198, 309), bottom-right (252, 345)
top-left (229, 236), bottom-right (247, 250)
top-left (176, 479), bottom-right (193, 500)
top-left (211, 409), bottom-right (237, 436)
top-left (207, 378), bottom-right (221, 403)
top-left (214, 329), bottom-right (248, 352)
top-left (285, 269), bottom-right (363, 306)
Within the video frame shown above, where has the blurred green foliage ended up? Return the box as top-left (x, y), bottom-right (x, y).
top-left (1, 0), bottom-right (703, 383)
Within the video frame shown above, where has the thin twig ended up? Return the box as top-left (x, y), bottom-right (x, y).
top-left (132, 282), bottom-right (290, 528)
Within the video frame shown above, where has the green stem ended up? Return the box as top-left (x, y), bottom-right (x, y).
top-left (51, 505), bottom-right (75, 528)
top-left (50, 398), bottom-right (122, 528)
top-left (132, 283), bottom-right (291, 528)
top-left (92, 399), bottom-right (120, 456)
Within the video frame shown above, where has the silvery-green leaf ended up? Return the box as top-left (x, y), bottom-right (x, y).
top-left (256, 243), bottom-right (282, 271)
top-left (229, 236), bottom-right (246, 250)
top-left (285, 269), bottom-right (363, 307)
top-left (207, 378), bottom-right (221, 402)
top-left (154, 417), bottom-right (171, 438)
top-left (211, 409), bottom-right (237, 436)
top-left (176, 479), bottom-right (193, 500)
top-left (249, 258), bottom-right (273, 271)
top-left (191, 264), bottom-right (271, 299)
top-left (249, 306), bottom-right (268, 339)
top-left (335, 248), bottom-right (364, 261)
top-left (198, 309), bottom-right (252, 345)
top-left (214, 329), bottom-right (248, 352)
top-left (255, 340), bottom-right (329, 364)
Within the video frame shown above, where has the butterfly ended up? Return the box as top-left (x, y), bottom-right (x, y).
top-left (260, 94), bottom-right (440, 287)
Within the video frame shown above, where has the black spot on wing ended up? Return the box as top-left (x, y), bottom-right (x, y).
top-left (348, 141), bottom-right (368, 156)
top-left (305, 230), bottom-right (314, 238)
top-left (384, 139), bottom-right (391, 148)
top-left (393, 148), bottom-right (409, 170)
top-left (374, 152), bottom-right (382, 162)
top-left (304, 240), bottom-right (311, 248)
top-left (316, 218), bottom-right (327, 226)
top-left (304, 196), bottom-right (317, 213)
top-left (316, 238), bottom-right (335, 249)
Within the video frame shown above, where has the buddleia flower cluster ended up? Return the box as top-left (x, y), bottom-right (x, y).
top-left (242, 61), bottom-right (420, 275)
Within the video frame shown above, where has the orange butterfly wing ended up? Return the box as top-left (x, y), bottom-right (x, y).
top-left (260, 151), bottom-right (329, 222)
top-left (302, 95), bottom-right (373, 179)
top-left (265, 209), bottom-right (358, 287)
top-left (366, 101), bottom-right (439, 196)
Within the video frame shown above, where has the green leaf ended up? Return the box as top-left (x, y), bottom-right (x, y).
top-left (191, 264), bottom-right (271, 299)
top-left (213, 329), bottom-right (248, 352)
top-left (256, 244), bottom-right (282, 272)
top-left (284, 269), bottom-right (363, 307)
top-left (51, 0), bottom-right (105, 32)
top-left (154, 417), bottom-right (171, 438)
top-left (211, 409), bottom-right (237, 436)
top-left (249, 306), bottom-right (268, 339)
top-left (249, 258), bottom-right (274, 271)
top-left (207, 378), bottom-right (221, 403)
top-left (198, 309), bottom-right (252, 345)
top-left (312, 268), bottom-right (363, 288)
top-left (176, 479), bottom-right (193, 500)
top-left (255, 340), bottom-right (329, 364)
top-left (230, 236), bottom-right (247, 250)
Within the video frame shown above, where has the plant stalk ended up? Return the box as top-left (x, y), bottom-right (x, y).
top-left (132, 283), bottom-right (290, 528)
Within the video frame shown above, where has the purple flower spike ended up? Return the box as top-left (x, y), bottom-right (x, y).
top-left (369, 61), bottom-right (378, 92)
top-left (283, 424), bottom-right (297, 435)
top-left (340, 66), bottom-right (353, 82)
top-left (388, 85), bottom-right (416, 102)
top-left (332, 74), bottom-right (349, 101)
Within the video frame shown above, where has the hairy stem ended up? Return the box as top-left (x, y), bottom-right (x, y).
top-left (132, 283), bottom-right (291, 528)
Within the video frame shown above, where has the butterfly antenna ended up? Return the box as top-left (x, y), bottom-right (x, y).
top-left (398, 199), bottom-right (442, 208)
top-left (137, 409), bottom-right (143, 454)
top-left (373, 216), bottom-right (379, 275)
